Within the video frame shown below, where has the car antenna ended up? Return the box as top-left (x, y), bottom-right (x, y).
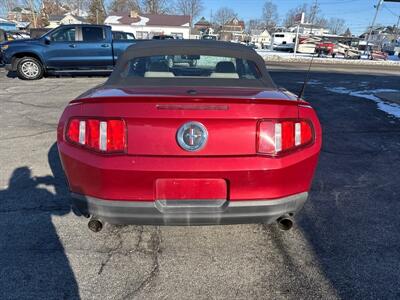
top-left (297, 53), bottom-right (315, 100)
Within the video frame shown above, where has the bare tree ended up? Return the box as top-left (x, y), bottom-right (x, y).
top-left (0, 0), bottom-right (19, 16)
top-left (283, 3), bottom-right (307, 28)
top-left (108, 0), bottom-right (141, 13)
top-left (262, 1), bottom-right (278, 32)
top-left (141, 0), bottom-right (169, 14)
top-left (175, 0), bottom-right (203, 27)
top-left (328, 17), bottom-right (346, 35)
top-left (343, 27), bottom-right (351, 37)
top-left (246, 19), bottom-right (263, 33)
top-left (23, 0), bottom-right (43, 28)
top-left (308, 0), bottom-right (319, 26)
top-left (71, 0), bottom-right (91, 16)
top-left (213, 7), bottom-right (237, 26)
top-left (87, 0), bottom-right (106, 24)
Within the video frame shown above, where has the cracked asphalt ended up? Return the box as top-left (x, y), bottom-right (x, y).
top-left (0, 66), bottom-right (399, 300)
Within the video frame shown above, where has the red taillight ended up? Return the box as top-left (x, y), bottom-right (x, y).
top-left (66, 118), bottom-right (126, 153)
top-left (66, 119), bottom-right (80, 144)
top-left (258, 119), bottom-right (314, 156)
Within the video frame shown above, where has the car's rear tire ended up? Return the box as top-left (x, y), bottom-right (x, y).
top-left (16, 57), bottom-right (44, 80)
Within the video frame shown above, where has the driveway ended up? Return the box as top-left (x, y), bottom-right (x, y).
top-left (0, 68), bottom-right (399, 299)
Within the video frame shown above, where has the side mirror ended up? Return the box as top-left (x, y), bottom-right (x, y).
top-left (44, 36), bottom-right (51, 45)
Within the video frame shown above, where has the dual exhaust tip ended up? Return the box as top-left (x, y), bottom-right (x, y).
top-left (276, 215), bottom-right (294, 231)
top-left (86, 216), bottom-right (294, 233)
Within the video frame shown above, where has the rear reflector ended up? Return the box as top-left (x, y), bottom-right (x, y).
top-left (66, 118), bottom-right (126, 153)
top-left (258, 119), bottom-right (314, 156)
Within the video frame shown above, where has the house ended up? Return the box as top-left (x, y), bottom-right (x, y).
top-left (105, 11), bottom-right (190, 39)
top-left (360, 26), bottom-right (399, 49)
top-left (219, 17), bottom-right (245, 41)
top-left (194, 17), bottom-right (212, 34)
top-left (0, 17), bottom-right (17, 31)
top-left (250, 29), bottom-right (271, 47)
top-left (46, 13), bottom-right (87, 28)
top-left (7, 7), bottom-right (34, 22)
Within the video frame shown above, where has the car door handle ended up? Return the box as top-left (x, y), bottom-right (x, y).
top-left (101, 44), bottom-right (111, 48)
top-left (69, 44), bottom-right (76, 48)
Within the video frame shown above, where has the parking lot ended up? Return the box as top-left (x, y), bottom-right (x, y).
top-left (1, 66), bottom-right (400, 299)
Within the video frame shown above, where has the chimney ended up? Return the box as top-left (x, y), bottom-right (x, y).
top-left (130, 10), bottom-right (138, 19)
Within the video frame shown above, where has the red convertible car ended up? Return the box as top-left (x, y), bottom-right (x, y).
top-left (57, 40), bottom-right (322, 232)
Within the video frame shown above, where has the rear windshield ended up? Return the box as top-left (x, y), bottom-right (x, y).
top-left (120, 55), bottom-right (262, 80)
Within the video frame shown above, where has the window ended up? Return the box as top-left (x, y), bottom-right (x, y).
top-left (50, 27), bottom-right (76, 42)
top-left (82, 27), bottom-right (105, 42)
top-left (171, 33), bottom-right (183, 39)
top-left (113, 31), bottom-right (135, 40)
top-left (121, 54), bottom-right (261, 80)
top-left (136, 31), bottom-right (149, 39)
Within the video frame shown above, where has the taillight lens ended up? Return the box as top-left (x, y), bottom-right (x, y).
top-left (66, 118), bottom-right (126, 153)
top-left (258, 119), bottom-right (314, 156)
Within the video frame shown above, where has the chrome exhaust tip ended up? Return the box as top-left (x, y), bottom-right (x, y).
top-left (88, 218), bottom-right (103, 232)
top-left (277, 216), bottom-right (294, 231)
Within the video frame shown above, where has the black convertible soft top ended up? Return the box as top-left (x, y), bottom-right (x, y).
top-left (105, 40), bottom-right (276, 88)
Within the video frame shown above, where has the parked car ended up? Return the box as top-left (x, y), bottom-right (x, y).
top-left (112, 31), bottom-right (135, 40)
top-left (152, 34), bottom-right (174, 40)
top-left (1, 24), bottom-right (137, 80)
top-left (202, 34), bottom-right (217, 40)
top-left (315, 41), bottom-right (337, 58)
top-left (57, 40), bottom-right (322, 231)
top-left (370, 49), bottom-right (388, 61)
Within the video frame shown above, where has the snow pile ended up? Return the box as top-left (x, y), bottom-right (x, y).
top-left (325, 87), bottom-right (400, 118)
top-left (257, 50), bottom-right (400, 66)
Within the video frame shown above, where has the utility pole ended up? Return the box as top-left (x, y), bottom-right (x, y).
top-left (365, 0), bottom-right (384, 55)
top-left (396, 15), bottom-right (400, 35)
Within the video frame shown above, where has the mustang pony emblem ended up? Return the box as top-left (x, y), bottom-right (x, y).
top-left (177, 121), bottom-right (208, 151)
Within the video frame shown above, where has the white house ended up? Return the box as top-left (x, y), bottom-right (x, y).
top-left (250, 29), bottom-right (271, 47)
top-left (105, 11), bottom-right (190, 39)
top-left (46, 13), bottom-right (87, 29)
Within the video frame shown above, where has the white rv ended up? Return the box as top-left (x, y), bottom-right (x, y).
top-left (271, 32), bottom-right (297, 51)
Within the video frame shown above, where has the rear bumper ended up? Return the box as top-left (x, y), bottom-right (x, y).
top-left (71, 192), bottom-right (308, 226)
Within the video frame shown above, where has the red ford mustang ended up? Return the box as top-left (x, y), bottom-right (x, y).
top-left (57, 40), bottom-right (322, 232)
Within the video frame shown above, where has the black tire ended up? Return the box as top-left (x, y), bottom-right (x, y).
top-left (16, 56), bottom-right (44, 80)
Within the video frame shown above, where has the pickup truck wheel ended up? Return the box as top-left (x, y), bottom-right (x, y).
top-left (16, 57), bottom-right (44, 80)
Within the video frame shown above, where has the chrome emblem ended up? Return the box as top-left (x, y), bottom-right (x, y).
top-left (177, 121), bottom-right (208, 151)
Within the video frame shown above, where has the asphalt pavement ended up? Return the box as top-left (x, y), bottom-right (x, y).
top-left (0, 66), bottom-right (399, 300)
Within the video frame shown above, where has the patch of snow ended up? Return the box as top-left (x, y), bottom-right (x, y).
top-left (104, 16), bottom-right (122, 24)
top-left (296, 79), bottom-right (321, 85)
top-left (326, 87), bottom-right (400, 119)
top-left (325, 87), bottom-right (352, 94)
top-left (258, 49), bottom-right (400, 66)
top-left (132, 16), bottom-right (149, 26)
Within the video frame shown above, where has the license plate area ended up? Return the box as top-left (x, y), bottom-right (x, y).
top-left (155, 179), bottom-right (227, 213)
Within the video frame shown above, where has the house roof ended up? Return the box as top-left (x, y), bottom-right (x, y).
top-left (224, 17), bottom-right (245, 28)
top-left (105, 14), bottom-right (190, 27)
top-left (48, 15), bottom-right (64, 22)
top-left (194, 17), bottom-right (211, 26)
top-left (48, 14), bottom-right (86, 23)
